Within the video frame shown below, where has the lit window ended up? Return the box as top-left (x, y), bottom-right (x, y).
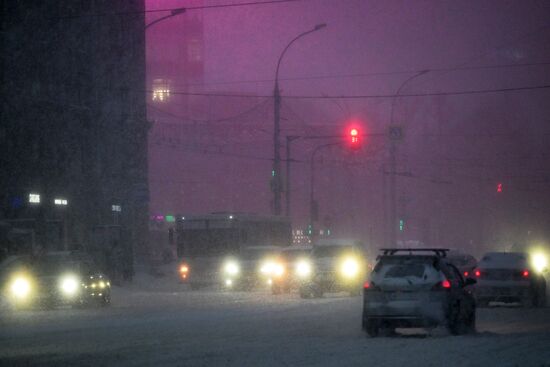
top-left (111, 205), bottom-right (122, 212)
top-left (29, 193), bottom-right (40, 204)
top-left (54, 198), bottom-right (68, 206)
top-left (151, 79), bottom-right (171, 102)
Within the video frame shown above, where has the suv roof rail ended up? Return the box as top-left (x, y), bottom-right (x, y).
top-left (379, 248), bottom-right (450, 257)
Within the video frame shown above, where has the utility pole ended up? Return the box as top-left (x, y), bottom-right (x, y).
top-left (285, 135), bottom-right (300, 217)
top-left (272, 23), bottom-right (326, 215)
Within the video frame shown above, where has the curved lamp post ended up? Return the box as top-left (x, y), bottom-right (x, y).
top-left (388, 69), bottom-right (429, 246)
top-left (272, 23), bottom-right (327, 215)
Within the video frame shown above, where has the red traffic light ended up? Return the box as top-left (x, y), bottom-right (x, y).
top-left (497, 183), bottom-right (503, 193)
top-left (349, 128), bottom-right (360, 149)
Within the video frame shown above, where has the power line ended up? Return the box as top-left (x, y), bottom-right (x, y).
top-left (168, 61), bottom-right (550, 88)
top-left (54, 0), bottom-right (306, 20)
top-left (147, 99), bottom-right (270, 124)
top-left (144, 83), bottom-right (550, 100)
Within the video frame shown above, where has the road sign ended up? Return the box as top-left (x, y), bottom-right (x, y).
top-left (388, 126), bottom-right (403, 140)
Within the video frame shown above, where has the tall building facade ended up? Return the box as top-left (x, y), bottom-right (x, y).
top-left (0, 1), bottom-right (149, 271)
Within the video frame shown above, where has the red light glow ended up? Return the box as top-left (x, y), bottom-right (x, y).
top-left (442, 280), bottom-right (451, 288)
top-left (363, 281), bottom-right (370, 289)
top-left (350, 128), bottom-right (358, 137)
top-left (475, 270), bottom-right (481, 277)
top-left (522, 270), bottom-right (529, 277)
top-left (464, 271), bottom-right (469, 277)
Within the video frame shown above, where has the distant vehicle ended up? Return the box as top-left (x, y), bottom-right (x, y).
top-left (175, 213), bottom-right (291, 289)
top-left (270, 245), bottom-right (313, 294)
top-left (297, 240), bottom-right (367, 298)
top-left (474, 252), bottom-right (546, 307)
top-left (362, 248), bottom-right (476, 337)
top-left (447, 251), bottom-right (477, 278)
top-left (1, 251), bottom-right (111, 310)
top-left (221, 246), bottom-right (282, 291)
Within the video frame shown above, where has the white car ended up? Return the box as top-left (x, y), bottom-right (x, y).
top-left (474, 252), bottom-right (546, 307)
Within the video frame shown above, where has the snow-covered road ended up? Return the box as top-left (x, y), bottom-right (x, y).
top-left (1, 277), bottom-right (549, 367)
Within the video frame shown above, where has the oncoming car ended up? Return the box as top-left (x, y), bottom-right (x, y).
top-left (221, 246), bottom-right (282, 291)
top-left (297, 241), bottom-right (366, 298)
top-left (1, 251), bottom-right (111, 309)
top-left (474, 252), bottom-right (546, 307)
top-left (362, 248), bottom-right (476, 337)
top-left (270, 246), bottom-right (312, 294)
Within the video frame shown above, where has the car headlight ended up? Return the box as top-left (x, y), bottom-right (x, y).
top-left (261, 261), bottom-right (284, 276)
top-left (11, 277), bottom-right (31, 299)
top-left (224, 261), bottom-right (240, 276)
top-left (532, 253), bottom-right (548, 274)
top-left (296, 260), bottom-right (312, 278)
top-left (341, 258), bottom-right (359, 278)
top-left (60, 275), bottom-right (80, 296)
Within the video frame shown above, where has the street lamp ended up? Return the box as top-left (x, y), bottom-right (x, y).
top-left (388, 69), bottom-right (429, 246)
top-left (273, 23), bottom-right (327, 215)
top-left (145, 8), bottom-right (186, 30)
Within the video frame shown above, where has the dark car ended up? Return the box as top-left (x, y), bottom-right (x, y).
top-left (297, 241), bottom-right (367, 298)
top-left (447, 251), bottom-right (477, 278)
top-left (474, 252), bottom-right (546, 307)
top-left (362, 248), bottom-right (476, 337)
top-left (2, 251), bottom-right (111, 309)
top-left (270, 246), bottom-right (312, 294)
top-left (221, 246), bottom-right (282, 291)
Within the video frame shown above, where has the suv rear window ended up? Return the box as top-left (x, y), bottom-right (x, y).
top-left (384, 263), bottom-right (425, 278)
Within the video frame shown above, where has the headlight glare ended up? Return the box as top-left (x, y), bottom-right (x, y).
top-left (60, 275), bottom-right (80, 295)
top-left (296, 260), bottom-right (312, 278)
top-left (224, 261), bottom-right (240, 275)
top-left (342, 258), bottom-right (359, 278)
top-left (11, 277), bottom-right (31, 299)
top-left (532, 253), bottom-right (548, 274)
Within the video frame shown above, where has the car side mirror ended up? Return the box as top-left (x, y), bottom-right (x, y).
top-left (464, 278), bottom-right (477, 287)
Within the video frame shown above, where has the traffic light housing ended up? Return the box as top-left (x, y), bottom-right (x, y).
top-left (349, 127), bottom-right (360, 150)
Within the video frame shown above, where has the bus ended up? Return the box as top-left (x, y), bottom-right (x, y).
top-left (175, 213), bottom-right (291, 289)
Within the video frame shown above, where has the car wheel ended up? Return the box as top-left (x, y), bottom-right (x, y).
top-left (447, 302), bottom-right (466, 335)
top-left (101, 294), bottom-right (111, 307)
top-left (271, 284), bottom-right (281, 295)
top-left (465, 308), bottom-right (476, 334)
top-left (299, 286), bottom-right (311, 299)
top-left (535, 284), bottom-right (546, 308)
top-left (365, 319), bottom-right (380, 337)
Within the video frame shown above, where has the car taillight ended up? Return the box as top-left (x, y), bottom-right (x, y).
top-left (474, 269), bottom-right (481, 277)
top-left (463, 271), bottom-right (469, 277)
top-left (363, 281), bottom-right (380, 291)
top-left (432, 279), bottom-right (452, 291)
top-left (522, 270), bottom-right (529, 278)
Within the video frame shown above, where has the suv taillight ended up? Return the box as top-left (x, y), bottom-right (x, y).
top-left (363, 281), bottom-right (380, 291)
top-left (432, 279), bottom-right (451, 291)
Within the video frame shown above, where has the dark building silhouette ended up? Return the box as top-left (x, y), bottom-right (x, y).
top-left (0, 1), bottom-right (149, 272)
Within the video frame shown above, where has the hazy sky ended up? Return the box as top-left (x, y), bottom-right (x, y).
top-left (146, 0), bottom-right (550, 244)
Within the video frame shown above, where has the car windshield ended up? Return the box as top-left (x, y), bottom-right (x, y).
top-left (30, 256), bottom-right (79, 276)
top-left (313, 245), bottom-right (352, 258)
top-left (241, 248), bottom-right (279, 260)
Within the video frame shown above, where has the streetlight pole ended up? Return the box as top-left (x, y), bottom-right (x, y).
top-left (273, 23), bottom-right (326, 215)
top-left (309, 142), bottom-right (341, 239)
top-left (388, 69), bottom-right (429, 246)
top-left (145, 8), bottom-right (186, 30)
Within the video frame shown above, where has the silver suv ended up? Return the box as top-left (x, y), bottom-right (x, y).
top-left (362, 248), bottom-right (476, 337)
